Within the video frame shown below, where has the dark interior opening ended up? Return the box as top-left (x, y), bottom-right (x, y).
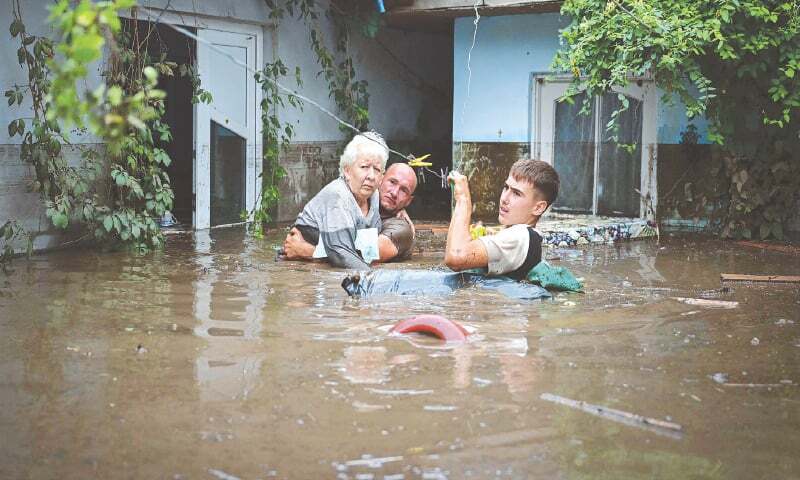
top-left (122, 19), bottom-right (196, 226)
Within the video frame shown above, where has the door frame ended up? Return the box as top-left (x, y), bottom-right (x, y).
top-left (530, 74), bottom-right (658, 219)
top-left (123, 8), bottom-right (267, 230)
top-left (196, 27), bottom-right (262, 229)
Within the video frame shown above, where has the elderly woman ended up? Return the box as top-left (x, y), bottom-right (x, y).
top-left (285, 132), bottom-right (389, 269)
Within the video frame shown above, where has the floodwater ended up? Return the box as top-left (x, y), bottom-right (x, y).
top-left (1, 229), bottom-right (798, 479)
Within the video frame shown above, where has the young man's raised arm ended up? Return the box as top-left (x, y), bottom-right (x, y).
top-left (444, 172), bottom-right (488, 271)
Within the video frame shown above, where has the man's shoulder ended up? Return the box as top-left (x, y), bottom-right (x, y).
top-left (381, 215), bottom-right (411, 230)
top-left (380, 216), bottom-right (414, 259)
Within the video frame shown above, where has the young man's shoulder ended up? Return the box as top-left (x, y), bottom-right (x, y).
top-left (477, 224), bottom-right (536, 276)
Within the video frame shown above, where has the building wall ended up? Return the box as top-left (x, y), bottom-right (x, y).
top-left (450, 11), bottom-right (732, 224)
top-left (452, 11), bottom-right (711, 145)
top-left (272, 7), bottom-right (452, 221)
top-left (0, 0), bottom-right (453, 247)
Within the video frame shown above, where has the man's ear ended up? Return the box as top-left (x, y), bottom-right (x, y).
top-left (532, 200), bottom-right (549, 217)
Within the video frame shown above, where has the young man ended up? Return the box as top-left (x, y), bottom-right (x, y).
top-left (283, 162), bottom-right (418, 264)
top-left (445, 158), bottom-right (559, 280)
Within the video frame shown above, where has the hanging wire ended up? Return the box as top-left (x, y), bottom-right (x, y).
top-left (457, 0), bottom-right (481, 167)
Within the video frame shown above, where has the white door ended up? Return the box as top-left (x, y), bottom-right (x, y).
top-left (195, 28), bottom-right (262, 229)
top-left (532, 77), bottom-right (657, 218)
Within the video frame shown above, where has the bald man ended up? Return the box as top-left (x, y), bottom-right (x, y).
top-left (283, 162), bottom-right (418, 263)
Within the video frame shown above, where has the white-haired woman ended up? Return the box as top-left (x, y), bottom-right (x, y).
top-left (285, 132), bottom-right (389, 269)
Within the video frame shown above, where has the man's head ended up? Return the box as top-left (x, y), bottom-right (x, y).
top-left (498, 158), bottom-right (559, 226)
top-left (379, 163), bottom-right (417, 214)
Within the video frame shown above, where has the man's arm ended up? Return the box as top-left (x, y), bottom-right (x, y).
top-left (283, 227), bottom-right (316, 260)
top-left (375, 213), bottom-right (414, 263)
top-left (444, 172), bottom-right (488, 271)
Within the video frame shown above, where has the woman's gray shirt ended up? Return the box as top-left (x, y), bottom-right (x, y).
top-left (294, 177), bottom-right (381, 270)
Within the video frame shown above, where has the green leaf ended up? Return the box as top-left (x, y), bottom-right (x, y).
top-left (103, 215), bottom-right (113, 232)
top-left (10, 19), bottom-right (24, 37)
top-left (71, 32), bottom-right (104, 63)
top-left (107, 85), bottom-right (123, 106)
top-left (759, 223), bottom-right (771, 239)
top-left (143, 66), bottom-right (158, 82)
top-left (51, 212), bottom-right (68, 229)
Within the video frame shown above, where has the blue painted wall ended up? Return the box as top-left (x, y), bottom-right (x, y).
top-left (453, 12), bottom-right (710, 145)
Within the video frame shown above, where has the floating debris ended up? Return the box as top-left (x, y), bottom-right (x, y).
top-left (721, 273), bottom-right (800, 284)
top-left (722, 382), bottom-right (796, 388)
top-left (672, 297), bottom-right (739, 309)
top-left (366, 388), bottom-right (434, 396)
top-left (423, 405), bottom-right (458, 412)
top-left (208, 469), bottom-right (241, 480)
top-left (352, 401), bottom-right (391, 412)
top-left (711, 373), bottom-right (728, 384)
top-left (540, 392), bottom-right (683, 439)
top-left (341, 455), bottom-right (403, 468)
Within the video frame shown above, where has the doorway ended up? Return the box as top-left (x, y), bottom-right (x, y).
top-left (121, 19), bottom-right (195, 227)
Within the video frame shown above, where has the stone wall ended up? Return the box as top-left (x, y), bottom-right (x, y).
top-left (453, 142), bottom-right (529, 221)
top-left (276, 142), bottom-right (341, 223)
top-left (0, 144), bottom-right (101, 251)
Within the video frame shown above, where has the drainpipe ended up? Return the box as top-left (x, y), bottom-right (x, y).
top-left (375, 0), bottom-right (386, 13)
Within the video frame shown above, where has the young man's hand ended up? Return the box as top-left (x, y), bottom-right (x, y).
top-left (283, 227), bottom-right (315, 260)
top-left (447, 171), bottom-right (470, 202)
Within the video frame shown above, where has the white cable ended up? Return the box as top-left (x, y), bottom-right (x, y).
top-left (457, 0), bottom-right (481, 167)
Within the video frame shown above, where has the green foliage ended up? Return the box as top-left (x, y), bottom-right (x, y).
top-left (5, 0), bottom-right (178, 254)
top-left (554, 0), bottom-right (800, 239)
top-left (246, 0), bottom-right (375, 237)
top-left (0, 220), bottom-right (32, 274)
top-left (247, 61), bottom-right (302, 238)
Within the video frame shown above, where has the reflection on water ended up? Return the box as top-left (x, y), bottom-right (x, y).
top-left (193, 230), bottom-right (266, 401)
top-left (0, 229), bottom-right (798, 478)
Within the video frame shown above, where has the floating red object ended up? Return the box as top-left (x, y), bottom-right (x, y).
top-left (390, 315), bottom-right (469, 342)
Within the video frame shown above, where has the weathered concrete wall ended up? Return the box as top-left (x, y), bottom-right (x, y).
top-left (276, 142), bottom-right (340, 222)
top-left (1, 1), bottom-right (108, 250)
top-left (453, 142), bottom-right (529, 221)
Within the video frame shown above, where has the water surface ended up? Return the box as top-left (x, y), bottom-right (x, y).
top-left (1, 229), bottom-right (798, 479)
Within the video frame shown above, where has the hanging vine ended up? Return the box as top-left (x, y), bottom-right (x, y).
top-left (248, 0), bottom-right (377, 234)
top-left (1, 0), bottom-right (220, 267)
top-left (247, 61), bottom-right (303, 238)
top-left (2, 0), bottom-right (380, 261)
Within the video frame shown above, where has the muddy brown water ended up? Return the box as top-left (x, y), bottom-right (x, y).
top-left (1, 229), bottom-right (799, 479)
